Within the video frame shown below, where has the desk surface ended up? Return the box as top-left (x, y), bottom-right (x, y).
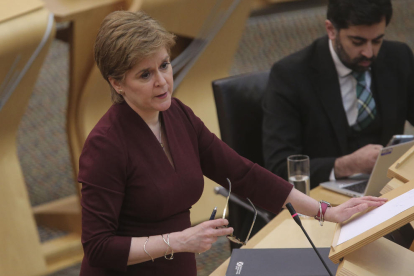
top-left (1, 0), bottom-right (44, 23)
top-left (309, 185), bottom-right (350, 206)
top-left (209, 186), bottom-right (350, 276)
top-left (42, 0), bottom-right (123, 21)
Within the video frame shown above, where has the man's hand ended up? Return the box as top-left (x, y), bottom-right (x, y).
top-left (334, 144), bottom-right (383, 179)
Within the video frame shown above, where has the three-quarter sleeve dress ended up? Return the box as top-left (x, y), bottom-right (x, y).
top-left (78, 98), bottom-right (293, 275)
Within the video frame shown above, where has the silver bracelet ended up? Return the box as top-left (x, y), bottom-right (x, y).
top-left (319, 202), bottom-right (323, 226)
top-left (161, 234), bottom-right (174, 260)
top-left (143, 237), bottom-right (154, 262)
top-left (314, 200), bottom-right (331, 226)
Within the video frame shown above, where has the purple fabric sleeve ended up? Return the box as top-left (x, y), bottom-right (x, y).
top-left (79, 126), bottom-right (131, 272)
top-left (174, 99), bottom-right (293, 214)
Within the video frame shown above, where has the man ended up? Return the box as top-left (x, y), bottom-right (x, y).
top-left (263, 0), bottom-right (414, 188)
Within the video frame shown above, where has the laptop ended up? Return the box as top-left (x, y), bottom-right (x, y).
top-left (320, 141), bottom-right (414, 197)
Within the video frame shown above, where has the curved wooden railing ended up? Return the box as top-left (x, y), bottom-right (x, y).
top-left (0, 2), bottom-right (56, 274)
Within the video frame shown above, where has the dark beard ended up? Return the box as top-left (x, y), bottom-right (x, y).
top-left (334, 36), bottom-right (376, 72)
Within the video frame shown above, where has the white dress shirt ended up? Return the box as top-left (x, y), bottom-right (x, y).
top-left (328, 40), bottom-right (372, 180)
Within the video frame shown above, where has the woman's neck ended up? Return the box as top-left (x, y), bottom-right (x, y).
top-left (124, 99), bottom-right (160, 128)
top-left (138, 110), bottom-right (160, 139)
top-left (141, 112), bottom-right (160, 129)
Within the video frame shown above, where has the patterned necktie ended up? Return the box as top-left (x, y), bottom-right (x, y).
top-left (352, 71), bottom-right (376, 131)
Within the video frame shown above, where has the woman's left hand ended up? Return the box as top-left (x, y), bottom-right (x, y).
top-left (325, 196), bottom-right (387, 223)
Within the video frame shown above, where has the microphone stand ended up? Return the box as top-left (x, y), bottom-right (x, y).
top-left (286, 203), bottom-right (333, 276)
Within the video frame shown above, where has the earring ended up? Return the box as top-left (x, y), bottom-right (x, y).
top-left (118, 89), bottom-right (124, 95)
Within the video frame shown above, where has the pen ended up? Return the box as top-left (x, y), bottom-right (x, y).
top-left (209, 207), bottom-right (217, 220)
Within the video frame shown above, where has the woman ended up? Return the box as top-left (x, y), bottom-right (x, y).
top-left (78, 11), bottom-right (386, 275)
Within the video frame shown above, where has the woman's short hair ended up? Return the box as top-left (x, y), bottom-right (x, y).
top-left (94, 11), bottom-right (176, 103)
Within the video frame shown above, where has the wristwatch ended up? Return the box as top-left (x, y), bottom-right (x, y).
top-left (314, 200), bottom-right (331, 226)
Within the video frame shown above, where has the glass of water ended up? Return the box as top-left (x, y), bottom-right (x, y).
top-left (287, 155), bottom-right (310, 195)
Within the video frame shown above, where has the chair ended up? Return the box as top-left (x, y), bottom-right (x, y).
top-left (212, 71), bottom-right (276, 249)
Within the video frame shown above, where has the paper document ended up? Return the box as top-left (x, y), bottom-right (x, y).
top-left (337, 188), bottom-right (414, 245)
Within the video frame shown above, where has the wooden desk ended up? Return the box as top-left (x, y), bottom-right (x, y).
top-left (210, 184), bottom-right (414, 275)
top-left (210, 210), bottom-right (335, 276)
top-left (310, 186), bottom-right (350, 206)
top-left (210, 186), bottom-right (351, 275)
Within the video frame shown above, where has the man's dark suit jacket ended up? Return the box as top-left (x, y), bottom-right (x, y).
top-left (263, 36), bottom-right (414, 188)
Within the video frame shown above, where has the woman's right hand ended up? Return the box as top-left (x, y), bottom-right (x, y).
top-left (173, 219), bottom-right (234, 254)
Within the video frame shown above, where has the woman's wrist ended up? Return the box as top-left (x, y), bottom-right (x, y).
top-left (314, 200), bottom-right (334, 225)
top-left (323, 205), bottom-right (337, 223)
top-left (168, 232), bottom-right (184, 253)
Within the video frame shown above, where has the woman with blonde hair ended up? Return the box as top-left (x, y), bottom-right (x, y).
top-left (78, 10), bottom-right (386, 275)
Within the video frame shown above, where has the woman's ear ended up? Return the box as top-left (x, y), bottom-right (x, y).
top-left (108, 77), bottom-right (123, 95)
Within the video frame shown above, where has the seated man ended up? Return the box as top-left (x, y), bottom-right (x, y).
top-left (263, 0), bottom-right (414, 188)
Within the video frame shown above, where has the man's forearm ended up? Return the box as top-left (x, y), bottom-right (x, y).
top-left (334, 144), bottom-right (382, 179)
top-left (334, 155), bottom-right (354, 179)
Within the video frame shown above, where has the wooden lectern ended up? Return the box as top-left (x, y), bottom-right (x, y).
top-left (209, 145), bottom-right (414, 276)
top-left (381, 143), bottom-right (414, 193)
top-left (329, 146), bottom-right (414, 276)
top-left (381, 142), bottom-right (414, 251)
top-left (335, 237), bottom-right (414, 276)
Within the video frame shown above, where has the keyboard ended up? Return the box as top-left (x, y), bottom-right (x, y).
top-left (343, 181), bottom-right (367, 193)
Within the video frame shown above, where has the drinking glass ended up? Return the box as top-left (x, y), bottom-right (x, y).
top-left (287, 155), bottom-right (310, 195)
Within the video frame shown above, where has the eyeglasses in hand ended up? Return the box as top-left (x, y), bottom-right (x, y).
top-left (222, 178), bottom-right (257, 246)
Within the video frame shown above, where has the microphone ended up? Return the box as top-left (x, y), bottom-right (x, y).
top-left (286, 202), bottom-right (302, 227)
top-left (285, 203), bottom-right (333, 276)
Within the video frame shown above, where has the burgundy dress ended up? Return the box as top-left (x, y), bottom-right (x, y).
top-left (78, 98), bottom-right (293, 275)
